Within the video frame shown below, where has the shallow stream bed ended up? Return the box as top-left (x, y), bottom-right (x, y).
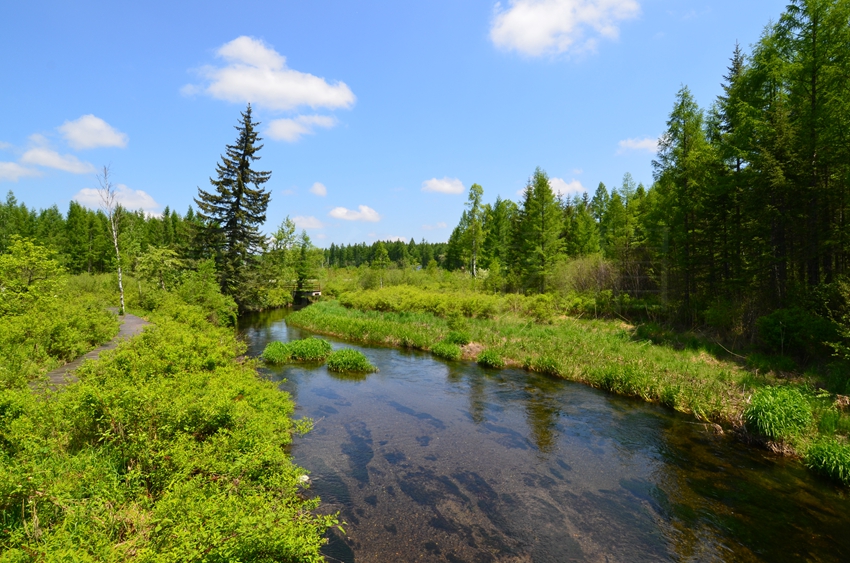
top-left (240, 309), bottom-right (850, 562)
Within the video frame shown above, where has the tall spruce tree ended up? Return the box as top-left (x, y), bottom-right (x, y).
top-left (195, 105), bottom-right (272, 298)
top-left (515, 167), bottom-right (564, 293)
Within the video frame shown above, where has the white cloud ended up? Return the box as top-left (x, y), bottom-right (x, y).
top-left (422, 222), bottom-right (448, 230)
top-left (73, 184), bottom-right (161, 214)
top-left (309, 182), bottom-right (327, 196)
top-left (617, 136), bottom-right (658, 154)
top-left (58, 115), bottom-right (128, 149)
top-left (267, 115), bottom-right (337, 142)
top-left (0, 162), bottom-right (41, 182)
top-left (185, 36), bottom-right (356, 112)
top-left (572, 168), bottom-right (583, 175)
top-left (550, 177), bottom-right (586, 197)
top-left (0, 142), bottom-right (12, 151)
top-left (20, 147), bottom-right (95, 174)
top-left (293, 215), bottom-right (324, 229)
top-left (384, 236), bottom-right (407, 242)
top-left (421, 177), bottom-right (464, 194)
top-left (315, 233), bottom-right (327, 240)
top-left (490, 0), bottom-right (640, 57)
top-left (329, 205), bottom-right (381, 222)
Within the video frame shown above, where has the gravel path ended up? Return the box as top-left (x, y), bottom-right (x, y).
top-left (33, 311), bottom-right (150, 390)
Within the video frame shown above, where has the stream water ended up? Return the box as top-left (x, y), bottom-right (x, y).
top-left (240, 309), bottom-right (850, 562)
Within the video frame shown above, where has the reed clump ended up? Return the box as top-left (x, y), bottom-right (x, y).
top-left (327, 349), bottom-right (377, 373)
top-left (262, 337), bottom-right (333, 364)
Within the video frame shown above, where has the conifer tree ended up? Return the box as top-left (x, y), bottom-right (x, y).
top-left (195, 105), bottom-right (272, 297)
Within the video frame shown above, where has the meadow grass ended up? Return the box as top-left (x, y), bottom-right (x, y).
top-left (327, 349), bottom-right (377, 373)
top-left (288, 299), bottom-right (850, 485)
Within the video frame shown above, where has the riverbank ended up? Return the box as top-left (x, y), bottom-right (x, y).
top-left (287, 298), bottom-right (850, 486)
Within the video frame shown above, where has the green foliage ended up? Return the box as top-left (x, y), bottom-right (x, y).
top-left (756, 308), bottom-right (839, 358)
top-left (477, 349), bottom-right (505, 369)
top-left (745, 386), bottom-right (814, 440)
top-left (0, 294), bottom-right (335, 559)
top-left (0, 241), bottom-right (119, 388)
top-left (445, 331), bottom-right (471, 346)
top-left (432, 341), bottom-right (462, 361)
top-left (326, 349), bottom-right (377, 373)
top-left (806, 438), bottom-right (850, 485)
top-left (262, 338), bottom-right (333, 364)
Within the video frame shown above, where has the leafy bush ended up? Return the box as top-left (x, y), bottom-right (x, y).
top-left (327, 349), bottom-right (377, 372)
top-left (445, 330), bottom-right (471, 346)
top-left (0, 294), bottom-right (336, 559)
top-left (262, 338), bottom-right (332, 364)
top-left (432, 341), bottom-right (462, 361)
top-left (756, 308), bottom-right (839, 359)
top-left (477, 349), bottom-right (505, 369)
top-left (744, 386), bottom-right (814, 440)
top-left (805, 437), bottom-right (850, 485)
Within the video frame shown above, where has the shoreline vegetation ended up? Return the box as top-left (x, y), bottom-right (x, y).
top-left (1, 268), bottom-right (338, 560)
top-left (286, 287), bottom-right (850, 487)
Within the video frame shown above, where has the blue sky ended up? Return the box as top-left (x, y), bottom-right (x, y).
top-left (1, 0), bottom-right (788, 246)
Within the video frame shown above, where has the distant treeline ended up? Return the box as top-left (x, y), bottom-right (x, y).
top-left (325, 240), bottom-right (447, 269)
top-left (0, 192), bottom-right (196, 274)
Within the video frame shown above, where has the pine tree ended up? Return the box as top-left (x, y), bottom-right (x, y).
top-left (514, 167), bottom-right (564, 293)
top-left (195, 105), bottom-right (272, 297)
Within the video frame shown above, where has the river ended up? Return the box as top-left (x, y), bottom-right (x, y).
top-left (240, 309), bottom-right (850, 563)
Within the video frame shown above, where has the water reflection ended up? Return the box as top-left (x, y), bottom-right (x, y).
top-left (239, 309), bottom-right (850, 562)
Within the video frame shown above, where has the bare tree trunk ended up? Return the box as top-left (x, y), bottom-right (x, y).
top-left (98, 166), bottom-right (125, 315)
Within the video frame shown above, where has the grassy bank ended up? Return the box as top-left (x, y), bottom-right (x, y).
top-left (1, 295), bottom-right (336, 560)
top-left (288, 296), bottom-right (850, 486)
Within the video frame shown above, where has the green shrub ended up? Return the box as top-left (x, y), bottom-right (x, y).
top-left (477, 349), bottom-right (505, 369)
top-left (262, 338), bottom-right (332, 364)
top-left (445, 330), bottom-right (471, 346)
top-left (744, 386), bottom-right (814, 440)
top-left (327, 349), bottom-right (377, 372)
top-left (756, 308), bottom-right (838, 359)
top-left (432, 341), bottom-right (462, 361)
top-left (805, 438), bottom-right (850, 485)
top-left (0, 293), bottom-right (336, 559)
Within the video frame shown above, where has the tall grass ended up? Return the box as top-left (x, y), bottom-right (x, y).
top-left (327, 349), bottom-right (377, 373)
top-left (261, 337), bottom-right (333, 364)
top-left (744, 386), bottom-right (814, 440)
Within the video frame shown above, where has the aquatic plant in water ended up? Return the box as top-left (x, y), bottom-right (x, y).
top-left (744, 386), bottom-right (813, 440)
top-left (262, 337), bottom-right (333, 364)
top-left (432, 341), bottom-right (462, 361)
top-left (327, 348), bottom-right (377, 372)
top-left (477, 349), bottom-right (505, 369)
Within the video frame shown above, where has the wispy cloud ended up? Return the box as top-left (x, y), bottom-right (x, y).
top-left (20, 147), bottom-right (95, 174)
top-left (422, 177), bottom-right (464, 194)
top-left (267, 115), bottom-right (337, 142)
top-left (490, 0), bottom-right (640, 57)
top-left (329, 205), bottom-right (381, 222)
top-left (0, 162), bottom-right (41, 182)
top-left (184, 36), bottom-right (355, 112)
top-left (617, 136), bottom-right (658, 154)
top-left (550, 177), bottom-right (586, 197)
top-left (73, 184), bottom-right (161, 214)
top-left (293, 215), bottom-right (324, 229)
top-left (58, 115), bottom-right (128, 149)
top-left (309, 182), bottom-right (327, 196)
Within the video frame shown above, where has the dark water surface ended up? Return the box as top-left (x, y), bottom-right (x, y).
top-left (240, 309), bottom-right (850, 562)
